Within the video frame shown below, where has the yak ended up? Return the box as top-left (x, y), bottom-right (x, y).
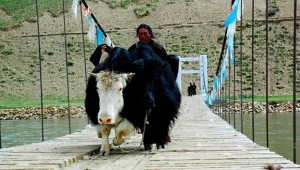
top-left (85, 42), bottom-right (181, 155)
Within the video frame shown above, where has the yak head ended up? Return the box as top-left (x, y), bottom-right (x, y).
top-left (89, 71), bottom-right (135, 124)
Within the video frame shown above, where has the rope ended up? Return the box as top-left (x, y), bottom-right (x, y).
top-left (115, 109), bottom-right (150, 153)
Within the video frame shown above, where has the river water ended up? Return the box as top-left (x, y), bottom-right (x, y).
top-left (225, 112), bottom-right (300, 163)
top-left (0, 118), bottom-right (88, 148)
top-left (0, 113), bottom-right (299, 163)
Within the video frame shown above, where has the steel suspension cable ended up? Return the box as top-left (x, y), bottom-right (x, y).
top-left (225, 77), bottom-right (227, 120)
top-left (265, 0), bottom-right (269, 148)
top-left (229, 57), bottom-right (231, 125)
top-left (240, 0), bottom-right (243, 133)
top-left (79, 1), bottom-right (89, 125)
top-left (251, 0), bottom-right (255, 142)
top-left (35, 0), bottom-right (45, 142)
top-left (62, 0), bottom-right (71, 134)
top-left (0, 111), bottom-right (1, 148)
top-left (293, 0), bottom-right (297, 163)
top-left (234, 34), bottom-right (236, 129)
top-left (80, 4), bottom-right (88, 86)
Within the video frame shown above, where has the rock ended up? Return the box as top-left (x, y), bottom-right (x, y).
top-left (0, 106), bottom-right (87, 120)
top-left (211, 101), bottom-right (300, 114)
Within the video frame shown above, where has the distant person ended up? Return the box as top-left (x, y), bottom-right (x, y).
top-left (188, 82), bottom-right (193, 97)
top-left (192, 82), bottom-right (197, 95)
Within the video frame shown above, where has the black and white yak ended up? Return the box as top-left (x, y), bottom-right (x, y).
top-left (85, 42), bottom-right (181, 155)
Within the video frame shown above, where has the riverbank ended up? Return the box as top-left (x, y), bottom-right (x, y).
top-left (211, 101), bottom-right (300, 114)
top-left (0, 101), bottom-right (299, 120)
top-left (0, 106), bottom-right (86, 120)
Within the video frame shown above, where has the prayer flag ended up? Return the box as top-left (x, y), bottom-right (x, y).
top-left (72, 0), bottom-right (79, 18)
top-left (97, 27), bottom-right (103, 46)
top-left (81, 3), bottom-right (91, 17)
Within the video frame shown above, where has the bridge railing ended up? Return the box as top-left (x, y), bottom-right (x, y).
top-left (209, 0), bottom-right (298, 164)
top-left (176, 55), bottom-right (207, 93)
top-left (0, 0), bottom-right (92, 149)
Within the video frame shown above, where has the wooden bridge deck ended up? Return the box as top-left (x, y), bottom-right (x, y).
top-left (0, 95), bottom-right (299, 170)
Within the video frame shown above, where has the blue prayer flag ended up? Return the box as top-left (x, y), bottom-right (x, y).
top-left (97, 27), bottom-right (103, 46)
top-left (225, 6), bottom-right (238, 28)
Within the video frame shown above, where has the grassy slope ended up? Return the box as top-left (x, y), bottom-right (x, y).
top-left (0, 0), bottom-right (299, 108)
top-left (0, 0), bottom-right (69, 30)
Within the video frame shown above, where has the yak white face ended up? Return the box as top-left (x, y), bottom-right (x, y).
top-left (90, 72), bottom-right (134, 125)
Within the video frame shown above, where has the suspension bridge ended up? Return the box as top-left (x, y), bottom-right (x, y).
top-left (0, 0), bottom-right (299, 169)
top-left (0, 95), bottom-right (298, 170)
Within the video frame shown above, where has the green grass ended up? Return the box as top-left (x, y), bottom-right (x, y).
top-left (228, 95), bottom-right (300, 102)
top-left (1, 93), bottom-right (299, 109)
top-left (0, 0), bottom-right (72, 30)
top-left (0, 93), bottom-right (84, 109)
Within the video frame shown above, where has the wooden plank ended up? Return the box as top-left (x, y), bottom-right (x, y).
top-left (0, 164), bottom-right (59, 170)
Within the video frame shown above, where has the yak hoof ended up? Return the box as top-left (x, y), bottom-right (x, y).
top-left (144, 143), bottom-right (152, 150)
top-left (100, 144), bottom-right (110, 156)
top-left (100, 149), bottom-right (109, 156)
top-left (156, 143), bottom-right (165, 150)
top-left (97, 132), bottom-right (102, 138)
top-left (113, 137), bottom-right (125, 146)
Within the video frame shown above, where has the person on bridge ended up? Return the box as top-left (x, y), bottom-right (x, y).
top-left (192, 82), bottom-right (197, 95)
top-left (188, 82), bottom-right (193, 96)
top-left (128, 24), bottom-right (179, 79)
top-left (128, 23), bottom-right (168, 60)
top-left (89, 24), bottom-right (167, 67)
top-left (89, 23), bottom-right (179, 79)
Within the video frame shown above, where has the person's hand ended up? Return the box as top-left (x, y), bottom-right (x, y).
top-left (100, 44), bottom-right (112, 53)
top-left (101, 44), bottom-right (107, 52)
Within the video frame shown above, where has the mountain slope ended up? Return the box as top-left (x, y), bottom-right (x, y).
top-left (0, 0), bottom-right (299, 106)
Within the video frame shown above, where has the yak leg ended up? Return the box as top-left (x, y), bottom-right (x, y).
top-left (113, 119), bottom-right (134, 146)
top-left (94, 125), bottom-right (102, 138)
top-left (99, 124), bottom-right (111, 156)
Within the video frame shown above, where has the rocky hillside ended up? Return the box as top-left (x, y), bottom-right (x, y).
top-left (0, 0), bottom-right (299, 107)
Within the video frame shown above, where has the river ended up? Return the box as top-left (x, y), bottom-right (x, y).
top-left (225, 111), bottom-right (300, 163)
top-left (0, 113), bottom-right (299, 163)
top-left (0, 118), bottom-right (88, 148)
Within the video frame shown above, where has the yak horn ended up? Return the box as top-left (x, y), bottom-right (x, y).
top-left (88, 72), bottom-right (98, 78)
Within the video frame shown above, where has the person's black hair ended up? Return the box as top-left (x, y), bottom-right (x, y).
top-left (136, 23), bottom-right (155, 39)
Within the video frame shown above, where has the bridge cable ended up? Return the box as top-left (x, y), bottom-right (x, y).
top-left (293, 0), bottom-right (297, 163)
top-left (239, 0), bottom-right (243, 134)
top-left (233, 34), bottom-right (236, 129)
top-left (251, 0), bottom-right (255, 142)
top-left (63, 0), bottom-right (72, 134)
top-left (79, 2), bottom-right (90, 125)
top-left (265, 0), bottom-right (269, 148)
top-left (35, 0), bottom-right (45, 142)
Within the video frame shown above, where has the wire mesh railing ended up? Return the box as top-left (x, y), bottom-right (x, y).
top-left (212, 0), bottom-right (298, 164)
top-left (0, 0), bottom-right (93, 148)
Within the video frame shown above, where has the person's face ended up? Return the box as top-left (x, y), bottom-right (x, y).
top-left (137, 28), bottom-right (151, 43)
